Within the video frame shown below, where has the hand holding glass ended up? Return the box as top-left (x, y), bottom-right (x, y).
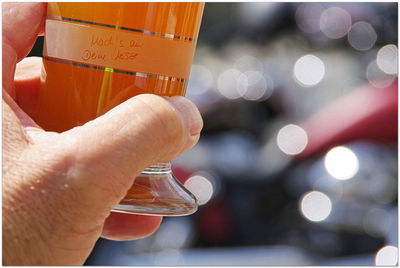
top-left (37, 3), bottom-right (205, 216)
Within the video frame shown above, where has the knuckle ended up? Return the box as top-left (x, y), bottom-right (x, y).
top-left (138, 94), bottom-right (187, 148)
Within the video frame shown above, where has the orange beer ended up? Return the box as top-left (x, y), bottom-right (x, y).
top-left (38, 3), bottom-right (204, 215)
top-left (38, 2), bottom-right (204, 131)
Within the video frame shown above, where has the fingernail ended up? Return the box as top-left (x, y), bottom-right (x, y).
top-left (164, 96), bottom-right (203, 136)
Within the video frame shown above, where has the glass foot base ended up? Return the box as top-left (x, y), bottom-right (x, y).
top-left (111, 163), bottom-right (198, 216)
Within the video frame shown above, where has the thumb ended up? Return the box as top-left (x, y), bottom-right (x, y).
top-left (32, 94), bottom-right (203, 215)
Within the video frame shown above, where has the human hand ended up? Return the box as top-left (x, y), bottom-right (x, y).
top-left (3, 2), bottom-right (202, 265)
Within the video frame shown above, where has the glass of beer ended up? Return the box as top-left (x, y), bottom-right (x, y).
top-left (37, 2), bottom-right (205, 216)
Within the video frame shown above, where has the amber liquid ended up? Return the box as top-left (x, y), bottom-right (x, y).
top-left (38, 3), bottom-right (204, 208)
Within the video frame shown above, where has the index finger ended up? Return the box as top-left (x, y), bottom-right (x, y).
top-left (2, 2), bottom-right (46, 97)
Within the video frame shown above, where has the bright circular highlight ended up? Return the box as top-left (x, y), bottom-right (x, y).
top-left (377, 44), bottom-right (398, 75)
top-left (294, 54), bottom-right (325, 87)
top-left (277, 124), bottom-right (308, 155)
top-left (320, 7), bottom-right (352, 39)
top-left (188, 64), bottom-right (214, 96)
top-left (324, 146), bottom-right (359, 180)
top-left (184, 175), bottom-right (214, 205)
top-left (300, 191), bottom-right (332, 222)
top-left (233, 55), bottom-right (264, 72)
top-left (348, 21), bottom-right (377, 51)
top-left (366, 60), bottom-right (396, 88)
top-left (217, 69), bottom-right (243, 100)
top-left (376, 246), bottom-right (398, 266)
top-left (237, 71), bottom-right (270, 101)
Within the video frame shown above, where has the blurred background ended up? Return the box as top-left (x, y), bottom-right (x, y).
top-left (30, 2), bottom-right (398, 266)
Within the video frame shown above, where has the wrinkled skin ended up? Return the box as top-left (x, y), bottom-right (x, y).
top-left (2, 3), bottom-right (203, 265)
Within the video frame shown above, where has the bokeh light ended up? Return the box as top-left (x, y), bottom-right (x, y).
top-left (300, 191), bottom-right (332, 222)
top-left (324, 146), bottom-right (359, 180)
top-left (295, 3), bottom-right (325, 34)
top-left (377, 44), bottom-right (398, 75)
top-left (375, 245), bottom-right (398, 266)
top-left (237, 71), bottom-right (271, 101)
top-left (187, 64), bottom-right (214, 96)
top-left (233, 55), bottom-right (264, 72)
top-left (363, 207), bottom-right (393, 238)
top-left (184, 175), bottom-right (214, 205)
top-left (366, 60), bottom-right (396, 88)
top-left (277, 124), bottom-right (308, 155)
top-left (347, 21), bottom-right (377, 51)
top-left (238, 2), bottom-right (280, 28)
top-left (256, 139), bottom-right (292, 177)
top-left (320, 7), bottom-right (352, 39)
top-left (293, 54), bottom-right (325, 87)
top-left (367, 172), bottom-right (397, 205)
top-left (217, 68), bottom-right (243, 100)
